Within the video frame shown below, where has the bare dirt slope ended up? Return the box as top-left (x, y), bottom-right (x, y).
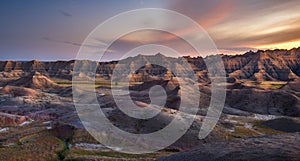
top-left (157, 132), bottom-right (300, 161)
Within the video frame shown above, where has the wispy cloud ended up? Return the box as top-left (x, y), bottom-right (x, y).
top-left (58, 9), bottom-right (72, 17)
top-left (1, 0), bottom-right (300, 61)
top-left (42, 37), bottom-right (115, 53)
top-left (169, 0), bottom-right (234, 28)
top-left (115, 0), bottom-right (300, 55)
top-left (42, 37), bottom-right (81, 46)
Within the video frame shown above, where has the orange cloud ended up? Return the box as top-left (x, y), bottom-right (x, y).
top-left (197, 0), bottom-right (234, 28)
top-left (255, 39), bottom-right (300, 50)
top-left (162, 0), bottom-right (234, 41)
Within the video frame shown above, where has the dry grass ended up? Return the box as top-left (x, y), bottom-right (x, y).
top-left (241, 80), bottom-right (287, 89)
top-left (225, 116), bottom-right (284, 139)
top-left (0, 134), bottom-right (64, 161)
top-left (53, 78), bottom-right (129, 88)
top-left (229, 126), bottom-right (260, 138)
top-left (259, 81), bottom-right (287, 89)
top-left (64, 147), bottom-right (174, 160)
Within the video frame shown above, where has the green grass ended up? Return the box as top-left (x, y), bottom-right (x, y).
top-left (55, 137), bottom-right (70, 161)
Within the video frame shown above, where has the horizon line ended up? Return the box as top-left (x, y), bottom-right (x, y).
top-left (0, 46), bottom-right (299, 62)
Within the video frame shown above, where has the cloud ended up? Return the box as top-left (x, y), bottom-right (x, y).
top-left (169, 0), bottom-right (234, 28)
top-left (42, 37), bottom-right (81, 46)
top-left (42, 37), bottom-right (115, 54)
top-left (58, 9), bottom-right (72, 17)
top-left (166, 0), bottom-right (300, 52)
top-left (108, 0), bottom-right (300, 57)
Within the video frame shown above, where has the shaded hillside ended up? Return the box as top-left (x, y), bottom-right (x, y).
top-left (157, 132), bottom-right (300, 161)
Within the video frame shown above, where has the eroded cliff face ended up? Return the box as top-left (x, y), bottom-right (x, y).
top-left (224, 48), bottom-right (300, 81)
top-left (0, 112), bottom-right (27, 126)
top-left (1, 48), bottom-right (300, 82)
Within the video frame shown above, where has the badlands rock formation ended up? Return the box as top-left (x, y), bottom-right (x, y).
top-left (0, 112), bottom-right (26, 126)
top-left (0, 48), bottom-right (300, 117)
top-left (0, 48), bottom-right (300, 160)
top-left (0, 48), bottom-right (299, 81)
top-left (5, 72), bottom-right (59, 89)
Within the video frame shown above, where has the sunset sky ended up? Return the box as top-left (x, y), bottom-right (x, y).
top-left (0, 0), bottom-right (300, 60)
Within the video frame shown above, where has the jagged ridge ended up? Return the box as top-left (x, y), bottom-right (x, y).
top-left (0, 47), bottom-right (300, 82)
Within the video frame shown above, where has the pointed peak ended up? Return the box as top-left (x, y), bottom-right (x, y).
top-left (31, 60), bottom-right (40, 63)
top-left (155, 53), bottom-right (165, 57)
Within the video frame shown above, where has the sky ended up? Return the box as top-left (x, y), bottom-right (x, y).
top-left (0, 0), bottom-right (299, 61)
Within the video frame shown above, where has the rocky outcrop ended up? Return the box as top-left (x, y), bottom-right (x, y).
top-left (0, 60), bottom-right (75, 80)
top-left (0, 112), bottom-right (27, 126)
top-left (225, 48), bottom-right (300, 81)
top-left (5, 72), bottom-right (59, 89)
top-left (0, 85), bottom-right (40, 97)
